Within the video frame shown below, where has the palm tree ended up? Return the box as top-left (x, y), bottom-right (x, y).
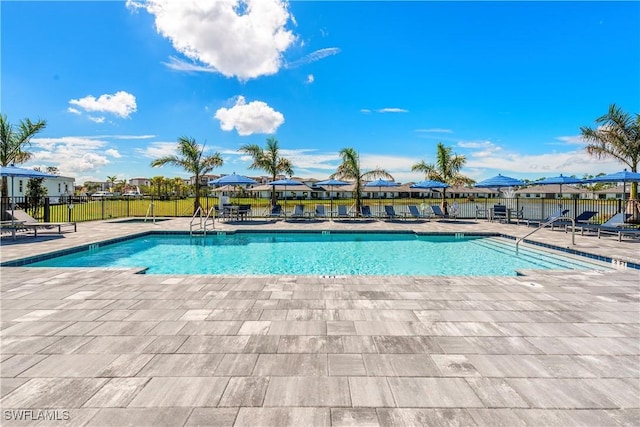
top-left (106, 176), bottom-right (118, 192)
top-left (412, 142), bottom-right (473, 214)
top-left (150, 136), bottom-right (223, 212)
top-left (581, 104), bottom-right (640, 208)
top-left (239, 137), bottom-right (293, 207)
top-left (0, 114), bottom-right (47, 202)
top-left (331, 147), bottom-right (393, 216)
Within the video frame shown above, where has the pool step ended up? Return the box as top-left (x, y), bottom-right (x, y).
top-left (470, 237), bottom-right (597, 270)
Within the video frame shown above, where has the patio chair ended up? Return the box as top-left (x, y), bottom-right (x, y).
top-left (314, 204), bottom-right (327, 219)
top-left (430, 205), bottom-right (451, 220)
top-left (574, 213), bottom-right (639, 241)
top-left (490, 204), bottom-right (507, 222)
top-left (237, 204), bottom-right (252, 221)
top-left (383, 205), bottom-right (401, 220)
top-left (407, 205), bottom-right (428, 221)
top-left (551, 210), bottom-right (598, 231)
top-left (8, 209), bottom-right (76, 234)
top-left (525, 208), bottom-right (569, 227)
top-left (266, 204), bottom-right (283, 219)
top-left (360, 205), bottom-right (374, 218)
top-left (336, 205), bottom-right (351, 219)
top-left (475, 205), bottom-right (489, 220)
top-left (288, 204), bottom-right (306, 221)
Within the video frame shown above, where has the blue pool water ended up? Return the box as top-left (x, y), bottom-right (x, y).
top-left (25, 232), bottom-right (606, 276)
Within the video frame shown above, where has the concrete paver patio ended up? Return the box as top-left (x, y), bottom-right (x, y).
top-left (1, 218), bottom-right (638, 426)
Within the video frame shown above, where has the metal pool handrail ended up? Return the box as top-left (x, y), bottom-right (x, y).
top-left (190, 206), bottom-right (215, 236)
top-left (516, 216), bottom-right (575, 255)
top-left (144, 202), bottom-right (155, 224)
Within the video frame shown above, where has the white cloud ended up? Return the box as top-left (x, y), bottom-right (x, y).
top-left (285, 47), bottom-right (341, 69)
top-left (360, 109), bottom-right (372, 114)
top-left (105, 149), bottom-right (122, 158)
top-left (88, 116), bottom-right (105, 124)
top-left (457, 140), bottom-right (502, 158)
top-left (30, 136), bottom-right (112, 176)
top-left (163, 56), bottom-right (217, 73)
top-left (377, 108), bottom-right (408, 113)
top-left (458, 139), bottom-right (623, 178)
top-left (129, 0), bottom-right (296, 80)
top-left (135, 142), bottom-right (179, 159)
top-left (69, 91), bottom-right (137, 118)
top-left (279, 149), bottom-right (338, 172)
top-left (555, 135), bottom-right (587, 145)
top-left (306, 74), bottom-right (314, 84)
top-left (67, 107), bottom-right (81, 115)
top-left (214, 96), bottom-right (284, 136)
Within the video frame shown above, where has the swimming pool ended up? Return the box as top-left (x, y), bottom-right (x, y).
top-left (21, 232), bottom-right (608, 276)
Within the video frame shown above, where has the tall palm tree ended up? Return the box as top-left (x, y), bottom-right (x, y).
top-left (581, 104), bottom-right (640, 203)
top-left (412, 142), bottom-right (473, 213)
top-left (150, 136), bottom-right (223, 212)
top-left (0, 114), bottom-right (47, 200)
top-left (331, 147), bottom-right (393, 216)
top-left (239, 137), bottom-right (293, 207)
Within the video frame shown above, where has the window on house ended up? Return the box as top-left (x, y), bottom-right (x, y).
top-left (19, 180), bottom-right (23, 192)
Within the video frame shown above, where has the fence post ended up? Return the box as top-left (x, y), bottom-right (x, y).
top-left (102, 198), bottom-right (105, 220)
top-left (573, 198), bottom-right (578, 219)
top-left (44, 197), bottom-right (50, 222)
top-left (617, 198), bottom-right (622, 213)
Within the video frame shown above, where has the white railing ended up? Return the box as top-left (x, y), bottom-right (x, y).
top-left (516, 216), bottom-right (575, 255)
top-left (190, 206), bottom-right (215, 236)
top-left (144, 202), bottom-right (155, 224)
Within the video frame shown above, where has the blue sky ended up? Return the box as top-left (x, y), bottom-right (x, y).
top-left (3, 0), bottom-right (639, 185)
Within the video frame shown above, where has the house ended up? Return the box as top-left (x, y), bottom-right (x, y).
top-left (8, 174), bottom-right (75, 204)
top-left (515, 184), bottom-right (588, 199)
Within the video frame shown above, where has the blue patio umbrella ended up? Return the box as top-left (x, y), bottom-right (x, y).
top-left (364, 179), bottom-right (400, 214)
top-left (535, 174), bottom-right (582, 197)
top-left (475, 174), bottom-right (524, 197)
top-left (209, 173), bottom-right (257, 186)
top-left (209, 173), bottom-right (257, 205)
top-left (410, 180), bottom-right (449, 189)
top-left (585, 169), bottom-right (640, 204)
top-left (1, 165), bottom-right (57, 227)
top-left (316, 178), bottom-right (350, 218)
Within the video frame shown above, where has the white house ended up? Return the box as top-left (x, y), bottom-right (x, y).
top-left (8, 174), bottom-right (75, 204)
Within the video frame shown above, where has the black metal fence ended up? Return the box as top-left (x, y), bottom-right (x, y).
top-left (3, 195), bottom-right (628, 224)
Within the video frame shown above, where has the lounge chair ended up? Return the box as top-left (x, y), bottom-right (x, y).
top-left (574, 213), bottom-right (640, 241)
top-left (8, 209), bottom-right (76, 234)
top-left (407, 205), bottom-right (428, 221)
top-left (288, 204), bottom-right (306, 220)
top-left (314, 204), bottom-right (327, 219)
top-left (430, 204), bottom-right (453, 220)
top-left (383, 205), bottom-right (401, 220)
top-left (266, 204), bottom-right (283, 219)
top-left (525, 208), bottom-right (569, 227)
top-left (336, 205), bottom-right (351, 219)
top-left (360, 205), bottom-right (373, 218)
top-left (552, 210), bottom-right (598, 231)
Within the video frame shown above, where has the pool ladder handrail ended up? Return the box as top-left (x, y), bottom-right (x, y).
top-left (190, 206), bottom-right (215, 236)
top-left (516, 216), bottom-right (574, 255)
top-left (144, 202), bottom-right (155, 224)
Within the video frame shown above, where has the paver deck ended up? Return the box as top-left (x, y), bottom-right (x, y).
top-left (1, 218), bottom-right (638, 426)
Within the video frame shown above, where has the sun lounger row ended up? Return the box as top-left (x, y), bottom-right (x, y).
top-left (259, 204), bottom-right (457, 221)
